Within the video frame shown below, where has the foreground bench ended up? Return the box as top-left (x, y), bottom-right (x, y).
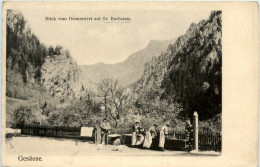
top-left (121, 134), bottom-right (188, 150)
top-left (107, 134), bottom-right (122, 145)
top-left (121, 134), bottom-right (132, 146)
top-left (165, 138), bottom-right (189, 151)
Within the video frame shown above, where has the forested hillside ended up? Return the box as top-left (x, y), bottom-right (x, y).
top-left (6, 10), bottom-right (48, 101)
top-left (162, 11), bottom-right (222, 120)
top-left (6, 10), bottom-right (85, 103)
top-left (132, 11), bottom-right (222, 131)
top-left (6, 10), bottom-right (88, 127)
top-left (6, 10), bottom-right (222, 133)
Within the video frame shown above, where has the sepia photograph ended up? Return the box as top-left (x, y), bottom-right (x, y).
top-left (1, 2), bottom-right (258, 167)
top-left (4, 8), bottom-right (222, 156)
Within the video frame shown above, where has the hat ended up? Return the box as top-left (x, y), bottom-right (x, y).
top-left (135, 120), bottom-right (140, 123)
top-left (103, 118), bottom-right (107, 121)
top-left (166, 122), bottom-right (170, 126)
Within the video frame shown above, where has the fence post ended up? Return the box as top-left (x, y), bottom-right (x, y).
top-left (193, 111), bottom-right (199, 152)
top-left (56, 126), bottom-right (58, 137)
top-left (36, 125), bottom-right (39, 135)
top-left (95, 126), bottom-right (101, 144)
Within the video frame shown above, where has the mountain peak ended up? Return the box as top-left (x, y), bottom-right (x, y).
top-left (146, 39), bottom-right (176, 50)
top-left (147, 39), bottom-right (166, 47)
top-left (80, 38), bottom-right (176, 87)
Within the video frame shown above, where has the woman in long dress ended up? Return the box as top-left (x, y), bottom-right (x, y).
top-left (131, 120), bottom-right (140, 147)
top-left (135, 124), bottom-right (145, 146)
top-left (143, 124), bottom-right (157, 148)
top-left (159, 122), bottom-right (170, 151)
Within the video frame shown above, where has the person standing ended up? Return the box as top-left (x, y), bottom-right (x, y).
top-left (131, 120), bottom-right (140, 147)
top-left (185, 119), bottom-right (193, 151)
top-left (100, 118), bottom-right (111, 145)
top-left (159, 122), bottom-right (170, 151)
top-left (136, 123), bottom-right (145, 146)
top-left (143, 123), bottom-right (157, 149)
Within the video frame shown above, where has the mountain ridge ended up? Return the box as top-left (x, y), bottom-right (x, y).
top-left (80, 38), bottom-right (177, 87)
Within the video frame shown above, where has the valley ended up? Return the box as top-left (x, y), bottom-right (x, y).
top-left (5, 10), bottom-right (222, 133)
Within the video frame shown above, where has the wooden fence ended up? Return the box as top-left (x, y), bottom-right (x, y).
top-left (167, 130), bottom-right (221, 151)
top-left (168, 129), bottom-right (187, 139)
top-left (199, 131), bottom-right (222, 151)
top-left (110, 128), bottom-right (132, 134)
top-left (21, 124), bottom-right (86, 139)
top-left (20, 125), bottom-right (221, 151)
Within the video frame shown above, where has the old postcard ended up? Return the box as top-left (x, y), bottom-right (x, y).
top-left (1, 1), bottom-right (259, 167)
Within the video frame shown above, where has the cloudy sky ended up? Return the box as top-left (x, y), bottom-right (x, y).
top-left (21, 10), bottom-right (211, 65)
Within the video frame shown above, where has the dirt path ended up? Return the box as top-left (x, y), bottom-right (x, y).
top-left (5, 135), bottom-right (220, 156)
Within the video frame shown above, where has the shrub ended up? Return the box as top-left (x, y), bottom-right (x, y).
top-left (11, 104), bottom-right (47, 128)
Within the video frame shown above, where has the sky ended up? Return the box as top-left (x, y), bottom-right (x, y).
top-left (20, 10), bottom-right (211, 65)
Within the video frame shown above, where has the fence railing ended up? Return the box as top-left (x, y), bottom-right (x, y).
top-left (110, 128), bottom-right (132, 134)
top-left (21, 124), bottom-right (84, 139)
top-left (168, 129), bottom-right (187, 139)
top-left (199, 131), bottom-right (222, 151)
top-left (167, 129), bottom-right (221, 151)
top-left (20, 124), bottom-right (221, 151)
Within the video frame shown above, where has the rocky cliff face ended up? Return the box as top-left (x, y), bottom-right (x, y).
top-left (134, 11), bottom-right (222, 120)
top-left (41, 52), bottom-right (85, 99)
top-left (134, 49), bottom-right (171, 91)
top-left (6, 10), bottom-right (86, 101)
top-left (162, 11), bottom-right (222, 119)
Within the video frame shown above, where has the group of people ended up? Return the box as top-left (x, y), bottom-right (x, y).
top-left (131, 120), bottom-right (170, 151)
top-left (99, 118), bottom-right (193, 151)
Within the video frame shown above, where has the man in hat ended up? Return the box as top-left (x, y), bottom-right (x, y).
top-left (143, 123), bottom-right (158, 149)
top-left (100, 118), bottom-right (111, 145)
top-left (131, 120), bottom-right (140, 147)
top-left (158, 122), bottom-right (170, 151)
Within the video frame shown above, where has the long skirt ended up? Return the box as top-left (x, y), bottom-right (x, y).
top-left (101, 133), bottom-right (108, 145)
top-left (131, 132), bottom-right (137, 146)
top-left (143, 132), bottom-right (152, 148)
top-left (136, 134), bottom-right (144, 145)
top-left (159, 130), bottom-right (165, 148)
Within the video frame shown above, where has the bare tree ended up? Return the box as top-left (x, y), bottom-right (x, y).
top-left (97, 78), bottom-right (132, 127)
